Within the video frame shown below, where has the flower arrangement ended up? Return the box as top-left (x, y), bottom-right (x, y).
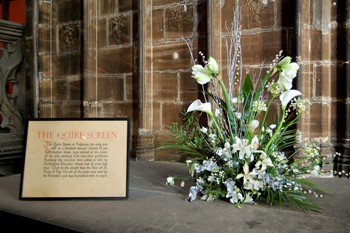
top-left (163, 4), bottom-right (325, 212)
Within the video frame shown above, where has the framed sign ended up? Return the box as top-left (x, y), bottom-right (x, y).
top-left (20, 118), bottom-right (129, 200)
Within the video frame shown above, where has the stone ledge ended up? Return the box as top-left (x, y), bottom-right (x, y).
top-left (0, 161), bottom-right (350, 233)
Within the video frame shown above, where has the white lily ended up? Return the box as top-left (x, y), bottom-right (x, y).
top-left (187, 99), bottom-right (213, 116)
top-left (279, 90), bottom-right (302, 111)
top-left (232, 137), bottom-right (253, 161)
top-left (236, 163), bottom-right (252, 185)
top-left (255, 153), bottom-right (274, 171)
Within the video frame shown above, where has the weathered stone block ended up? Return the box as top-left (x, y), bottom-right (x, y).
top-left (165, 4), bottom-right (193, 39)
top-left (162, 102), bottom-right (186, 127)
top-left (99, 102), bottom-right (136, 118)
top-left (179, 71), bottom-right (199, 101)
top-left (97, 47), bottom-right (133, 74)
top-left (51, 53), bottom-right (82, 77)
top-left (38, 104), bottom-right (52, 118)
top-left (240, 31), bottom-right (282, 65)
top-left (39, 79), bottom-right (53, 102)
top-left (151, 0), bottom-right (181, 7)
top-left (54, 103), bottom-right (82, 118)
top-left (118, 0), bottom-right (137, 12)
top-left (151, 8), bottom-right (165, 41)
top-left (51, 79), bottom-right (69, 102)
top-left (97, 76), bottom-right (125, 101)
top-left (88, 18), bottom-right (107, 49)
top-left (99, 0), bottom-right (116, 16)
top-left (146, 42), bottom-right (192, 71)
top-left (58, 0), bottom-right (82, 23)
top-left (58, 23), bottom-right (81, 53)
top-left (108, 14), bottom-right (132, 45)
top-left (220, 0), bottom-right (275, 31)
top-left (315, 64), bottom-right (338, 98)
top-left (38, 26), bottom-right (57, 54)
top-left (125, 74), bottom-right (139, 102)
top-left (152, 102), bottom-right (161, 130)
top-left (68, 77), bottom-right (83, 102)
top-left (152, 72), bottom-right (178, 101)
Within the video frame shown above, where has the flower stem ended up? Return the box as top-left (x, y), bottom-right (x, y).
top-left (218, 79), bottom-right (235, 142)
top-left (260, 96), bottom-right (276, 132)
top-left (208, 112), bottom-right (225, 142)
top-left (264, 110), bottom-right (285, 152)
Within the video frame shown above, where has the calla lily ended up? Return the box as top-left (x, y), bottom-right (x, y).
top-left (191, 56), bottom-right (219, 85)
top-left (187, 99), bottom-right (213, 116)
top-left (279, 90), bottom-right (302, 110)
top-left (187, 99), bottom-right (224, 141)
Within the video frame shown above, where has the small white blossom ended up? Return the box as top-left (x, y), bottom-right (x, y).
top-left (215, 108), bottom-right (221, 117)
top-left (234, 112), bottom-right (242, 119)
top-left (229, 189), bottom-right (244, 204)
top-left (266, 81), bottom-right (284, 96)
top-left (252, 100), bottom-right (267, 114)
top-left (248, 120), bottom-right (260, 133)
top-left (180, 181), bottom-right (185, 187)
top-left (291, 98), bottom-right (311, 114)
top-left (201, 127), bottom-right (208, 134)
top-left (166, 177), bottom-right (175, 186)
top-left (188, 186), bottom-right (200, 201)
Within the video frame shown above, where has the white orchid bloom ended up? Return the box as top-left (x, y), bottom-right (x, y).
top-left (279, 90), bottom-right (302, 111)
top-left (191, 56), bottom-right (219, 85)
top-left (187, 99), bottom-right (213, 116)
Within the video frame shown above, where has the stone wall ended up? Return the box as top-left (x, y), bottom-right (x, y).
top-left (25, 0), bottom-right (349, 162)
top-left (138, 0), bottom-right (207, 161)
top-left (34, 0), bottom-right (83, 118)
top-left (83, 0), bottom-right (139, 156)
top-left (297, 0), bottom-right (350, 171)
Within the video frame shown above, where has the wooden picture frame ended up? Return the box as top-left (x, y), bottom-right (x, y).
top-left (20, 118), bottom-right (130, 200)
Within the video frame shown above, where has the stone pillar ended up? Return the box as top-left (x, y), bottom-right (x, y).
top-left (83, 0), bottom-right (139, 157)
top-left (36, 0), bottom-right (83, 118)
top-left (138, 0), bottom-right (207, 161)
top-left (297, 0), bottom-right (336, 159)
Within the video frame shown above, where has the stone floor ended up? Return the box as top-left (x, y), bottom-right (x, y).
top-left (0, 160), bottom-right (350, 233)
